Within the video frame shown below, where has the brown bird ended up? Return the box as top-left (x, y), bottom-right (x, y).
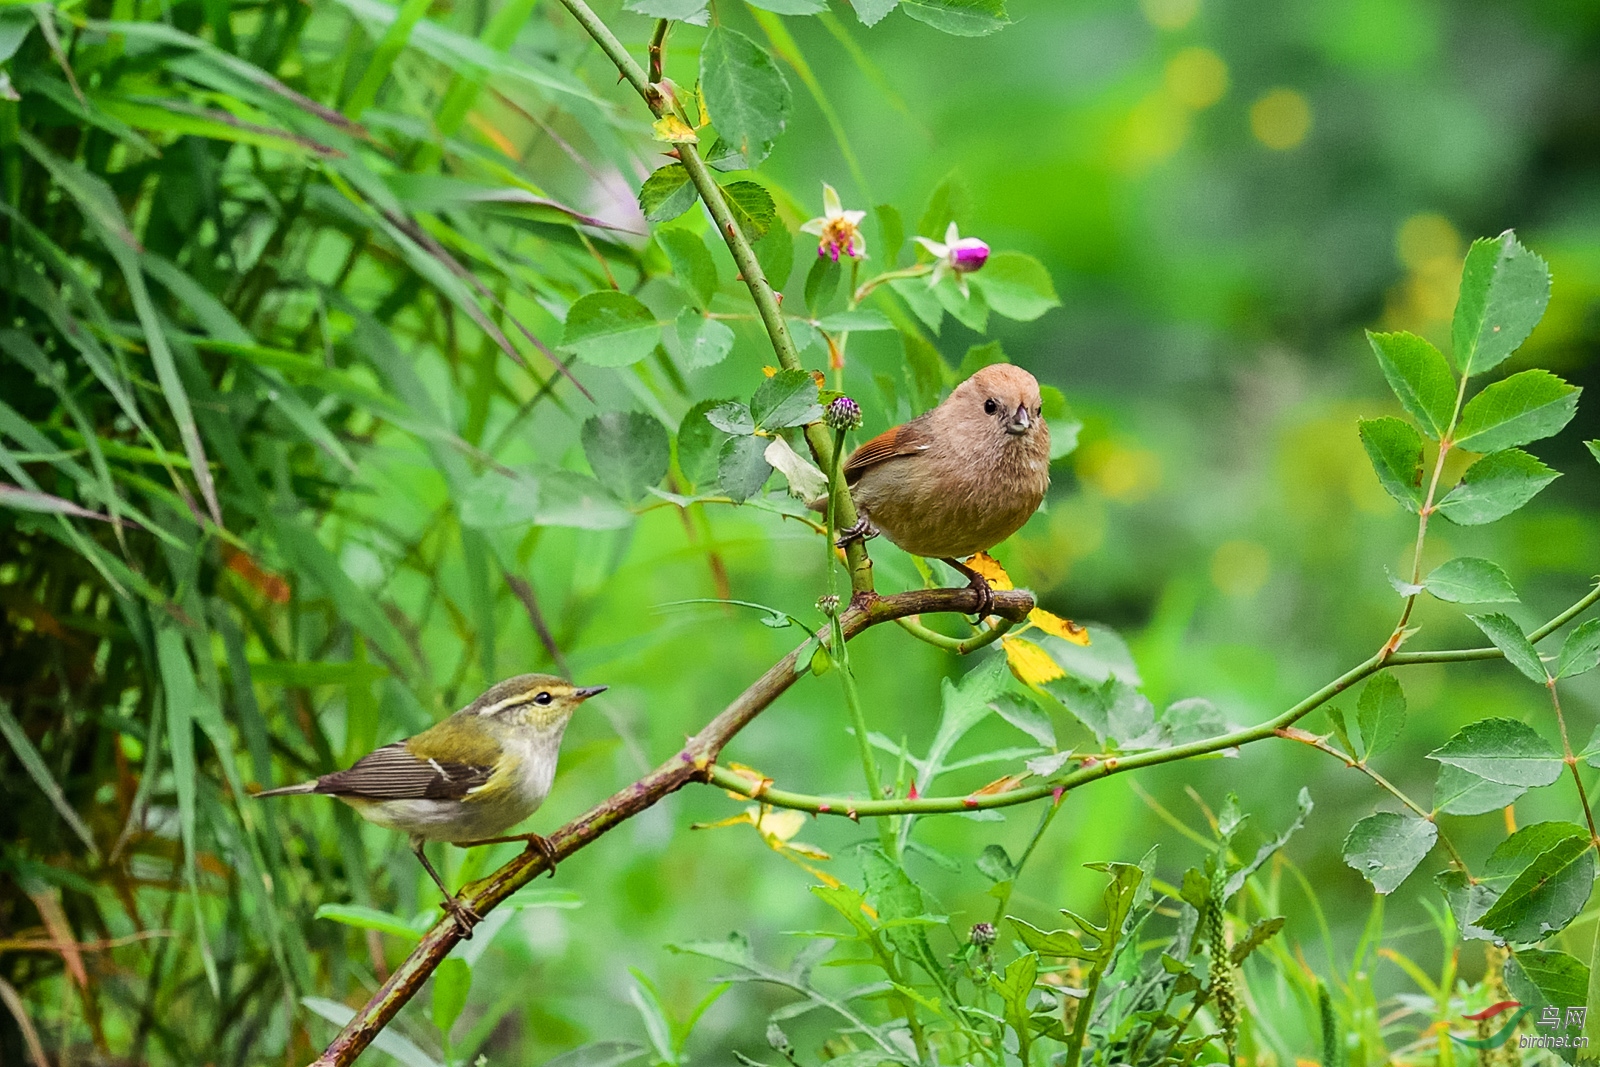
top-left (817, 363), bottom-right (1050, 612)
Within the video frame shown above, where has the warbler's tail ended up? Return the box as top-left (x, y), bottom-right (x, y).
top-left (253, 781), bottom-right (319, 798)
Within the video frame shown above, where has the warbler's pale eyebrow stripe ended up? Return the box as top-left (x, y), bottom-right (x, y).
top-left (477, 694), bottom-right (538, 716)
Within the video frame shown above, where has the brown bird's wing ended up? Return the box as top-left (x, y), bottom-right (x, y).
top-left (312, 743), bottom-right (494, 800)
top-left (842, 418), bottom-right (933, 485)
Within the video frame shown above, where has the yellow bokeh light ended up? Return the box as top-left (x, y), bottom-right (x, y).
top-left (1114, 91), bottom-right (1190, 172)
top-left (1396, 213), bottom-right (1461, 271)
top-left (1250, 88), bottom-right (1312, 150)
top-left (1165, 47), bottom-right (1229, 110)
top-left (1141, 0), bottom-right (1199, 30)
top-left (1211, 539), bottom-right (1271, 598)
top-left (1076, 439), bottom-right (1162, 502)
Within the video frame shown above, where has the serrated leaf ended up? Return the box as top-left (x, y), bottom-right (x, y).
top-left (817, 309), bottom-right (894, 333)
top-left (1424, 557), bottom-right (1518, 604)
top-left (1008, 916), bottom-right (1090, 959)
top-left (1367, 331), bottom-right (1456, 439)
top-left (1556, 618), bottom-right (1600, 680)
top-left (706, 401), bottom-right (755, 435)
top-left (1435, 448), bottom-right (1559, 526)
top-left (852, 0), bottom-right (899, 25)
top-left (1485, 822), bottom-right (1589, 886)
top-left (1159, 697), bottom-right (1227, 747)
top-left (1356, 673), bottom-right (1406, 760)
top-left (700, 28), bottom-right (790, 165)
top-left (582, 412), bottom-right (669, 503)
top-left (639, 164), bottom-right (697, 222)
top-left (971, 251), bottom-right (1058, 321)
top-left (1453, 231), bottom-right (1551, 377)
top-left (672, 310), bottom-right (735, 371)
top-left (1428, 718), bottom-right (1561, 786)
top-left (1469, 612), bottom-right (1548, 683)
top-left (900, 0), bottom-right (1009, 36)
top-left (1504, 950), bottom-right (1591, 1033)
top-left (745, 0), bottom-right (828, 11)
top-left (750, 368), bottom-right (822, 430)
top-left (1455, 369), bottom-right (1579, 454)
top-left (1479, 835), bottom-right (1595, 942)
top-left (1230, 916), bottom-right (1285, 965)
top-left (457, 470), bottom-right (542, 529)
top-left (722, 181), bottom-right (776, 242)
top-left (717, 435), bottom-right (772, 502)
top-left (1432, 762), bottom-right (1528, 816)
top-left (1358, 416), bottom-right (1424, 511)
top-left (623, 0), bottom-right (709, 21)
top-left (1588, 440), bottom-right (1600, 465)
top-left (1342, 812), bottom-right (1437, 894)
top-left (561, 291), bottom-right (661, 367)
top-left (658, 228), bottom-right (719, 307)
top-left (1437, 869), bottom-right (1498, 941)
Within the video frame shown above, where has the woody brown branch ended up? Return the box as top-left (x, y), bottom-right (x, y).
top-left (309, 585), bottom-right (1033, 1067)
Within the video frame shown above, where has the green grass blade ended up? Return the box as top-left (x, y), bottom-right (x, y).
top-left (0, 700), bottom-right (101, 858)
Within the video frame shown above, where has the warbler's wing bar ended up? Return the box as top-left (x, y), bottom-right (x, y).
top-left (313, 743), bottom-right (494, 800)
top-left (842, 418), bottom-right (932, 484)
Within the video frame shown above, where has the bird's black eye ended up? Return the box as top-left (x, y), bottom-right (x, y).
top-left (983, 399), bottom-right (998, 415)
top-left (534, 692), bottom-right (553, 705)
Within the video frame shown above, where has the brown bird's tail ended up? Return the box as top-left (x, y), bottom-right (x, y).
top-left (252, 781), bottom-right (319, 798)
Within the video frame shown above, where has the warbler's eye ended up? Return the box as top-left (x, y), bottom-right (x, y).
top-left (533, 692), bottom-right (553, 705)
top-left (983, 399), bottom-right (998, 415)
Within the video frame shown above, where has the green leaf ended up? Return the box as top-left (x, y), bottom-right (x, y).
top-left (817, 309), bottom-right (894, 333)
top-left (717, 435), bottom-right (772, 502)
top-left (658, 228), bottom-right (719, 307)
top-left (432, 957), bottom-right (472, 1038)
top-left (1428, 718), bottom-right (1562, 787)
top-left (640, 165), bottom-right (697, 222)
top-left (314, 903), bottom-right (425, 940)
top-left (1355, 673), bottom-right (1405, 760)
top-left (1341, 811), bottom-right (1436, 894)
top-left (1479, 835), bottom-right (1595, 942)
top-left (1432, 763), bottom-right (1528, 817)
top-left (1453, 231), bottom-right (1551, 377)
top-left (1435, 448), bottom-right (1559, 526)
top-left (852, 0), bottom-right (899, 25)
top-left (805, 255), bottom-right (843, 317)
top-left (986, 952), bottom-right (1038, 1045)
top-left (1230, 916), bottom-right (1286, 965)
top-left (890, 277), bottom-right (944, 334)
top-left (582, 412), bottom-right (670, 503)
top-left (624, 0), bottom-right (709, 22)
top-left (900, 0), bottom-right (1010, 36)
top-left (0, 701), bottom-right (100, 858)
top-left (1455, 369), bottom-right (1579, 453)
top-left (706, 402), bottom-right (755, 435)
top-left (1505, 949), bottom-right (1590, 1060)
top-left (458, 470), bottom-right (542, 529)
top-left (533, 470), bottom-right (637, 529)
top-left (1588, 440), bottom-right (1600, 466)
top-left (700, 28), bottom-right (790, 165)
top-left (1485, 822), bottom-right (1589, 887)
top-left (1366, 331), bottom-right (1456, 439)
top-left (1437, 869), bottom-right (1498, 941)
top-left (753, 219), bottom-right (794, 290)
top-left (672, 310), bottom-right (735, 371)
top-left (970, 251), bottom-right (1058, 321)
top-left (1469, 612), bottom-right (1548, 683)
top-left (958, 339), bottom-right (1007, 380)
top-left (721, 181), bottom-right (776, 242)
top-left (1357, 416), bottom-right (1424, 511)
top-left (933, 272), bottom-right (988, 331)
top-left (1008, 916), bottom-right (1090, 959)
top-left (875, 203), bottom-right (905, 267)
top-left (745, 0), bottom-right (827, 11)
top-left (561, 291), bottom-right (661, 368)
top-left (751, 369), bottom-right (822, 430)
top-left (1556, 619), bottom-right (1600, 679)
top-left (1424, 557), bottom-right (1518, 604)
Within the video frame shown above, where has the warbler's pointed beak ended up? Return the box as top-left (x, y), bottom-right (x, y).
top-left (1006, 403), bottom-right (1031, 435)
top-left (573, 685), bottom-right (608, 700)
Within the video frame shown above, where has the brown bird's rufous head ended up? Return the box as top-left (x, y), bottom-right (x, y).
top-left (947, 363), bottom-right (1045, 442)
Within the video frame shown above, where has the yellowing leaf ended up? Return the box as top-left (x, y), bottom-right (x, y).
top-left (719, 762), bottom-right (772, 800)
top-left (1028, 608), bottom-right (1090, 646)
top-left (970, 772), bottom-right (1029, 797)
top-left (965, 551), bottom-right (1014, 591)
top-left (1002, 635), bottom-right (1065, 687)
top-left (651, 115), bottom-right (699, 143)
top-left (762, 365), bottom-right (778, 377)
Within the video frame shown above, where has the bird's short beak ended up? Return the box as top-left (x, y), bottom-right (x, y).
top-left (573, 685), bottom-right (608, 700)
top-left (1006, 404), bottom-right (1031, 436)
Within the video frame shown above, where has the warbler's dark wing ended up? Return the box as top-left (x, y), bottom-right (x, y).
top-left (842, 418), bottom-right (933, 485)
top-left (313, 743), bottom-right (494, 800)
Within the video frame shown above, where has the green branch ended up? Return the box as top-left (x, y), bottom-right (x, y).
top-left (709, 583), bottom-right (1600, 818)
top-left (895, 616), bottom-right (1015, 654)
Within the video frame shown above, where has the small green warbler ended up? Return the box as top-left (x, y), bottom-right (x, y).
top-left (254, 673), bottom-right (605, 934)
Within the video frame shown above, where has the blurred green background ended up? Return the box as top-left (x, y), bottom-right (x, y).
top-left (3, 0), bottom-right (1599, 1062)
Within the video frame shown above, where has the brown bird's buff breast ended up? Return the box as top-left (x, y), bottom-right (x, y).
top-left (852, 402), bottom-right (1051, 559)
